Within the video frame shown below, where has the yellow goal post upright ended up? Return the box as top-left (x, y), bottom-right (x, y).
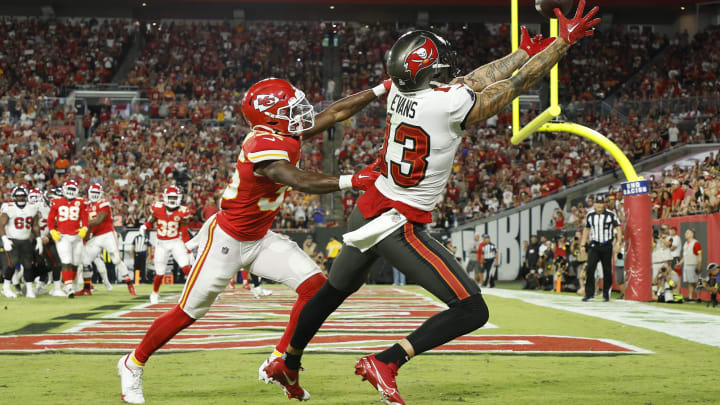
top-left (508, 0), bottom-right (653, 301)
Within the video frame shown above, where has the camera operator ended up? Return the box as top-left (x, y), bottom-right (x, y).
top-left (554, 255), bottom-right (578, 292)
top-left (651, 226), bottom-right (673, 280)
top-left (697, 263), bottom-right (719, 308)
top-left (653, 264), bottom-right (683, 303)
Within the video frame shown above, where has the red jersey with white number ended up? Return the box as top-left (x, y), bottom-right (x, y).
top-left (88, 199), bottom-right (114, 236)
top-left (217, 130), bottom-right (301, 241)
top-left (151, 202), bottom-right (192, 241)
top-left (48, 197), bottom-right (88, 235)
top-left (359, 83), bottom-right (475, 223)
top-left (1, 202), bottom-right (39, 240)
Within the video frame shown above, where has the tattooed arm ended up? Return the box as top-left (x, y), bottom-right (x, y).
top-left (451, 27), bottom-right (555, 92)
top-left (450, 50), bottom-right (529, 93)
top-left (463, 38), bottom-right (571, 127)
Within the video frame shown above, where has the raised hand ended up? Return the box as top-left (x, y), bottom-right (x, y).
top-left (351, 159), bottom-right (381, 191)
top-left (555, 0), bottom-right (601, 45)
top-left (519, 26), bottom-right (556, 57)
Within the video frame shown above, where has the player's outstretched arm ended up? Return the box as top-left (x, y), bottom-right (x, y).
top-left (464, 0), bottom-right (599, 126)
top-left (303, 80), bottom-right (392, 139)
top-left (451, 27), bottom-right (554, 92)
top-left (256, 159), bottom-right (380, 194)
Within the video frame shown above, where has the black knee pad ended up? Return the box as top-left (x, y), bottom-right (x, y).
top-left (452, 294), bottom-right (489, 329)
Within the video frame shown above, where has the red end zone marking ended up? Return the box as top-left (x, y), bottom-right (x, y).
top-left (0, 334), bottom-right (650, 354)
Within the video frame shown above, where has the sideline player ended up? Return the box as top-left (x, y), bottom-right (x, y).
top-left (265, 3), bottom-right (601, 404)
top-left (82, 183), bottom-right (136, 295)
top-left (117, 77), bottom-right (387, 404)
top-left (33, 188), bottom-right (65, 296)
top-left (0, 187), bottom-right (41, 298)
top-left (139, 186), bottom-right (193, 304)
top-left (48, 180), bottom-right (89, 298)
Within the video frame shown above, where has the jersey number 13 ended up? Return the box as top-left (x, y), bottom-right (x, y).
top-left (379, 114), bottom-right (430, 188)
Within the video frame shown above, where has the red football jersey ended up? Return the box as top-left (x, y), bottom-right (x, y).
top-left (88, 199), bottom-right (114, 236)
top-left (217, 131), bottom-right (301, 241)
top-left (151, 202), bottom-right (192, 240)
top-left (48, 197), bottom-right (88, 235)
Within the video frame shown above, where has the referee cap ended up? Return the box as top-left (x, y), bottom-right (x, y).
top-left (481, 233), bottom-right (490, 238)
top-left (595, 194), bottom-right (606, 203)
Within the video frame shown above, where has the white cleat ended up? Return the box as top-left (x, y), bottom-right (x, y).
top-left (258, 358), bottom-right (275, 384)
top-left (149, 292), bottom-right (159, 304)
top-left (35, 282), bottom-right (49, 295)
top-left (63, 283), bottom-right (75, 299)
top-left (49, 287), bottom-right (66, 297)
top-left (2, 285), bottom-right (18, 299)
top-left (25, 286), bottom-right (36, 299)
top-left (117, 354), bottom-right (145, 404)
top-left (252, 286), bottom-right (273, 299)
top-left (104, 279), bottom-right (114, 291)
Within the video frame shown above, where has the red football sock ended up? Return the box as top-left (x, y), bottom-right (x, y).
top-left (275, 273), bottom-right (327, 354)
top-left (61, 270), bottom-right (75, 283)
top-left (133, 305), bottom-right (195, 364)
top-left (153, 275), bottom-right (164, 293)
top-left (241, 269), bottom-right (248, 283)
top-left (181, 265), bottom-right (191, 276)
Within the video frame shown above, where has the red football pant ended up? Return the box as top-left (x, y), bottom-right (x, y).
top-left (134, 305), bottom-right (195, 364)
top-left (274, 273), bottom-right (326, 354)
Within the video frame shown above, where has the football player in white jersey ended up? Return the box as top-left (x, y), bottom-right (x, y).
top-left (0, 186), bottom-right (42, 298)
top-left (266, 3), bottom-right (600, 404)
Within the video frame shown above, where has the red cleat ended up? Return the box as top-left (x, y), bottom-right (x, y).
top-left (127, 282), bottom-right (136, 296)
top-left (75, 288), bottom-right (92, 296)
top-left (355, 354), bottom-right (405, 405)
top-left (242, 282), bottom-right (250, 290)
top-left (263, 357), bottom-right (310, 401)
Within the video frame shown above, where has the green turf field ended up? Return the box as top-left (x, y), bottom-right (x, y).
top-left (1, 283), bottom-right (718, 405)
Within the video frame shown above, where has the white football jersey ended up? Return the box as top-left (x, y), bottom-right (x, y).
top-left (2, 202), bottom-right (39, 240)
top-left (375, 82), bottom-right (475, 211)
top-left (36, 203), bottom-right (50, 237)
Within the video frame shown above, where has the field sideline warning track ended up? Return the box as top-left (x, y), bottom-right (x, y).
top-left (484, 288), bottom-right (720, 347)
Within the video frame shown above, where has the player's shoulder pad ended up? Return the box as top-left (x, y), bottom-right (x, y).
top-left (98, 200), bottom-right (111, 209)
top-left (243, 133), bottom-right (294, 163)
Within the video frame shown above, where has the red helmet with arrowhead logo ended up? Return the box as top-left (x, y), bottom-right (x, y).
top-left (241, 78), bottom-right (315, 135)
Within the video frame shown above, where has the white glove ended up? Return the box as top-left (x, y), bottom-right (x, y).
top-left (139, 224), bottom-right (147, 234)
top-left (35, 237), bottom-right (44, 255)
top-left (2, 236), bottom-right (13, 252)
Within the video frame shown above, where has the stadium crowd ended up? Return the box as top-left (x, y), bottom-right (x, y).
top-left (0, 17), bottom-right (718, 235)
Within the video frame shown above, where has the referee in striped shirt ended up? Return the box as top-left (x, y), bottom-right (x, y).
top-left (132, 231), bottom-right (150, 283)
top-left (580, 195), bottom-right (622, 302)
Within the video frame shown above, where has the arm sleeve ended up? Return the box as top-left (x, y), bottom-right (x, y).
top-left (585, 213), bottom-right (592, 229)
top-left (447, 84), bottom-right (477, 131)
top-left (694, 242), bottom-right (702, 255)
top-left (613, 213), bottom-right (621, 227)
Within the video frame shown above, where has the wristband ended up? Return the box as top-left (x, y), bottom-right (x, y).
top-left (338, 175), bottom-right (353, 190)
top-left (372, 83), bottom-right (388, 97)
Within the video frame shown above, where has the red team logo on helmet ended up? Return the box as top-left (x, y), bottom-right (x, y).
top-left (404, 38), bottom-right (439, 79)
top-left (253, 94), bottom-right (280, 112)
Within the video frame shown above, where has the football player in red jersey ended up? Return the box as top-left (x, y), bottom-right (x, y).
top-left (138, 185), bottom-right (193, 304)
top-left (48, 180), bottom-right (89, 298)
top-left (117, 77), bottom-right (389, 404)
top-left (81, 184), bottom-right (136, 296)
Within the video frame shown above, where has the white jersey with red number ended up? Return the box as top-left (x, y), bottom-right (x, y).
top-left (48, 197), bottom-right (88, 235)
top-left (217, 130), bottom-right (301, 241)
top-left (360, 83), bottom-right (475, 222)
top-left (88, 199), bottom-right (114, 236)
top-left (1, 202), bottom-right (39, 240)
top-left (36, 203), bottom-right (50, 238)
top-left (151, 202), bottom-right (191, 241)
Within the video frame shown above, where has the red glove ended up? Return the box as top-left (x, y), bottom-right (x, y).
top-left (519, 26), bottom-right (556, 57)
top-left (351, 159), bottom-right (381, 191)
top-left (555, 0), bottom-right (601, 45)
